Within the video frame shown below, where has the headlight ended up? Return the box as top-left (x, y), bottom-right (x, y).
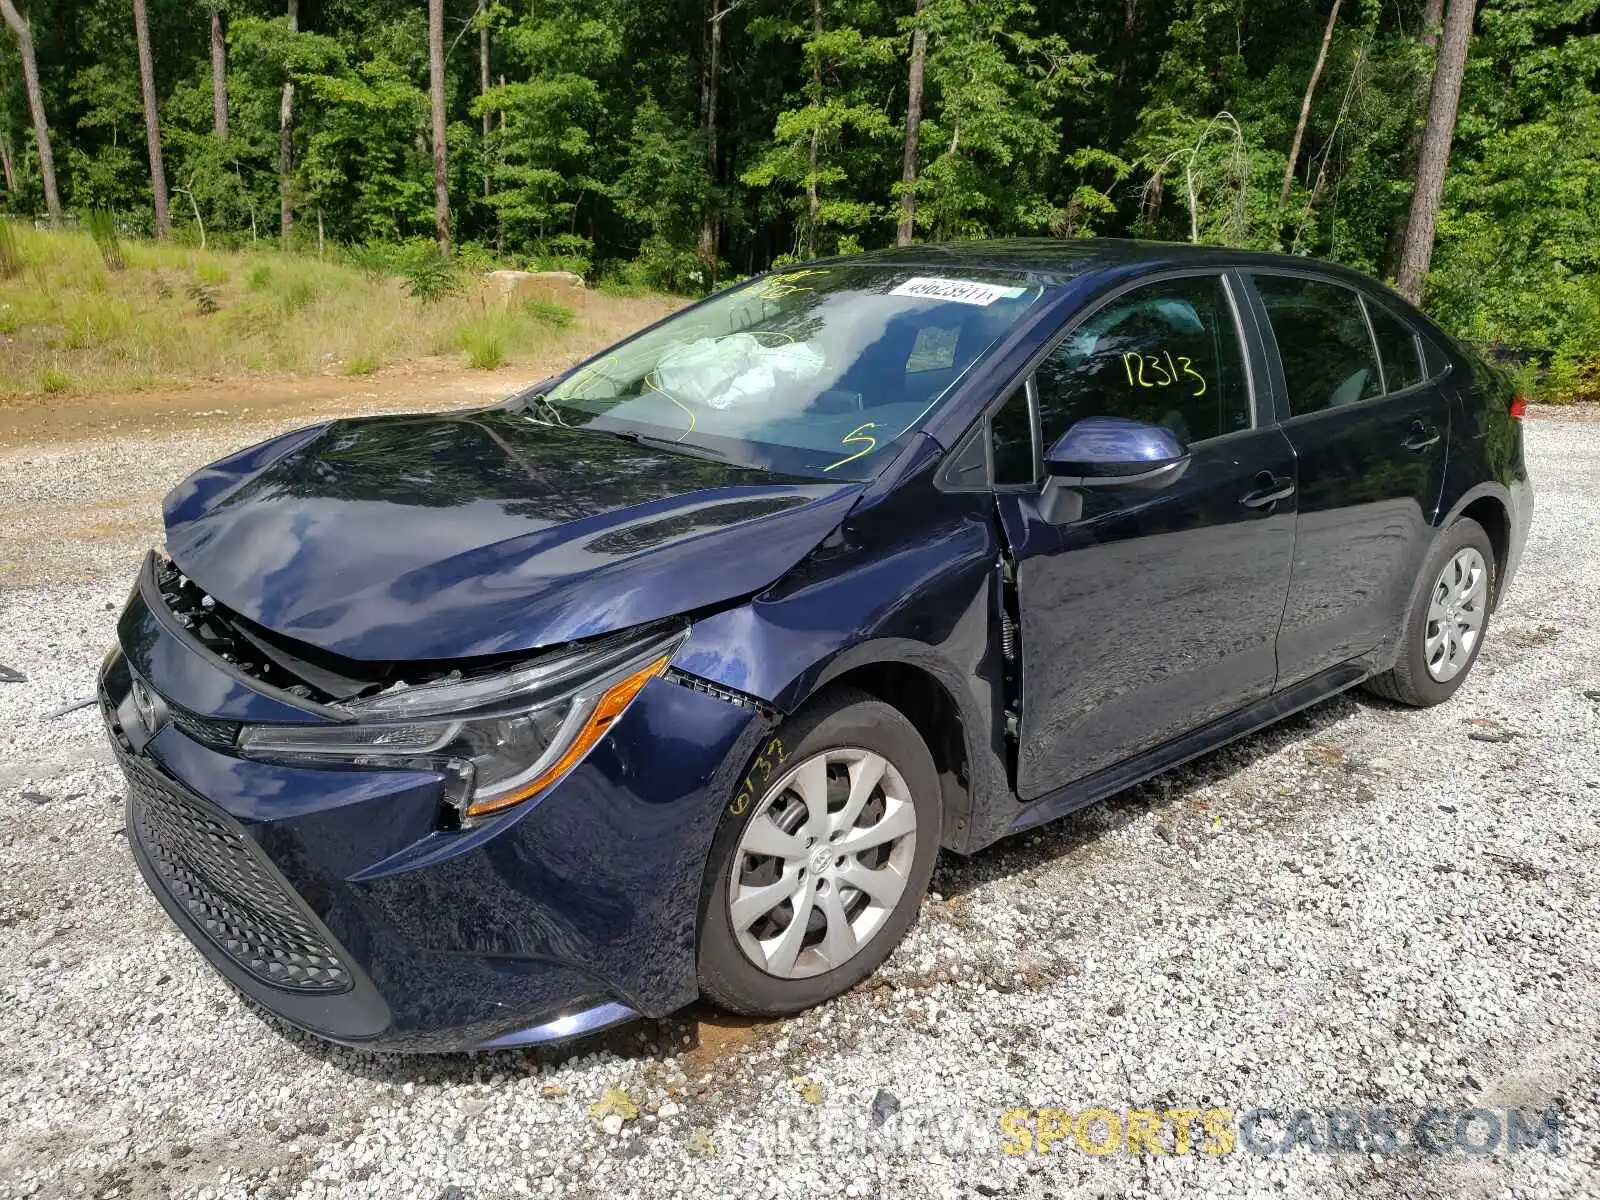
top-left (238, 628), bottom-right (683, 821)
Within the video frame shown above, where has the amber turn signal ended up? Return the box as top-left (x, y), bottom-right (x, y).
top-left (464, 654), bottom-right (672, 818)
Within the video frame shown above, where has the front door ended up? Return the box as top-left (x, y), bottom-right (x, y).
top-left (993, 273), bottom-right (1298, 800)
top-left (1246, 274), bottom-right (1452, 687)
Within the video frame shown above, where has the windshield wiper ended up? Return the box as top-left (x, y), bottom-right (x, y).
top-left (513, 395), bottom-right (730, 462)
top-left (606, 428), bottom-right (730, 461)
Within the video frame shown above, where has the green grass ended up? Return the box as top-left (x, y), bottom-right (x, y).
top-left (523, 298), bottom-right (575, 328)
top-left (279, 275), bottom-right (319, 315)
top-left (593, 278), bottom-right (657, 299)
top-left (460, 324), bottom-right (507, 370)
top-left (0, 220), bottom-right (22, 278)
top-left (0, 228), bottom-right (683, 395)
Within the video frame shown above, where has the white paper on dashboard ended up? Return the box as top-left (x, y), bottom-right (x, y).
top-left (889, 277), bottom-right (1027, 306)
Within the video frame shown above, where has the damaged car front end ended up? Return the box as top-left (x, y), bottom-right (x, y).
top-left (104, 551), bottom-right (776, 1050)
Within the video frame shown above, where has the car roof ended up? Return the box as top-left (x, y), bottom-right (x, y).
top-left (814, 237), bottom-right (1401, 300)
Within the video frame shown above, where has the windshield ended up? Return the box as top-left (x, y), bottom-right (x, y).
top-left (534, 265), bottom-right (1050, 480)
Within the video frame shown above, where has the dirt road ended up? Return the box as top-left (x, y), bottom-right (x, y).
top-left (0, 362), bottom-right (547, 590)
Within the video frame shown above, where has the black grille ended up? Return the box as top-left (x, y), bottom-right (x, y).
top-left (124, 758), bottom-right (351, 993)
top-left (169, 708), bottom-right (240, 748)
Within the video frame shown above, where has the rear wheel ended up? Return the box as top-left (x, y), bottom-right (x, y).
top-left (1365, 517), bottom-right (1496, 707)
top-left (697, 688), bottom-right (941, 1016)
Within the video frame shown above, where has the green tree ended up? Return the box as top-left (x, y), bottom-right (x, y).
top-left (908, 0), bottom-right (1098, 239)
top-left (0, 0), bottom-right (60, 224)
top-left (742, 0), bottom-right (897, 258)
top-left (615, 91), bottom-right (712, 290)
top-left (0, 0), bottom-right (1591, 397)
top-left (476, 0), bottom-right (624, 267)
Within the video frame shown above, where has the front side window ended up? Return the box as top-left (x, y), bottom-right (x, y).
top-left (1254, 275), bottom-right (1382, 416)
top-left (1034, 275), bottom-right (1252, 451)
top-left (989, 386), bottom-right (1035, 484)
top-left (1365, 300), bottom-right (1425, 392)
top-left (539, 266), bottom-right (1050, 479)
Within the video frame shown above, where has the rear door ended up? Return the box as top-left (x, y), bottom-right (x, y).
top-left (1245, 273), bottom-right (1451, 687)
top-left (989, 272), bottom-right (1298, 800)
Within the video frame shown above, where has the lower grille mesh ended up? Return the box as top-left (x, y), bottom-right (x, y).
top-left (124, 758), bottom-right (351, 993)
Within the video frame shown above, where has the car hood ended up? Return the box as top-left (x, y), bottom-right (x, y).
top-left (162, 409), bottom-right (863, 662)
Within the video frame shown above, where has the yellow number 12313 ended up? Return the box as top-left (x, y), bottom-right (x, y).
top-left (1122, 351), bottom-right (1206, 397)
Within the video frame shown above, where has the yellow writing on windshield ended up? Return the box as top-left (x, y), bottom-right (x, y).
top-left (1122, 351), bottom-right (1206, 397)
top-left (642, 370), bottom-right (698, 441)
top-left (751, 268), bottom-right (831, 302)
top-left (824, 422), bottom-right (879, 472)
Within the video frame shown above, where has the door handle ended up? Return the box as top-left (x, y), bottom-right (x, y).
top-left (1403, 421), bottom-right (1441, 452)
top-left (1239, 472), bottom-right (1295, 509)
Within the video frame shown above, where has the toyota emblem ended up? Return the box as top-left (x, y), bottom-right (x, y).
top-left (132, 679), bottom-right (159, 733)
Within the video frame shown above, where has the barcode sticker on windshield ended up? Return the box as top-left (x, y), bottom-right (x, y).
top-left (890, 277), bottom-right (1027, 306)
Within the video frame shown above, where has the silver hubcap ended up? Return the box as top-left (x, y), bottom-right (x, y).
top-left (728, 748), bottom-right (918, 979)
top-left (1425, 547), bottom-right (1488, 682)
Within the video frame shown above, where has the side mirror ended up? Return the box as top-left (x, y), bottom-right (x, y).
top-left (1044, 416), bottom-right (1190, 490)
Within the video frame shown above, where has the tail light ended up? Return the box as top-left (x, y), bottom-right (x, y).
top-left (1510, 394), bottom-right (1528, 421)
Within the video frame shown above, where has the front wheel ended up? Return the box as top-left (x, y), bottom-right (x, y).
top-left (697, 688), bottom-right (942, 1016)
top-left (1365, 517), bottom-right (1496, 707)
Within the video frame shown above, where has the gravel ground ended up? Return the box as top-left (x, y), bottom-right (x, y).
top-left (1, 406), bottom-right (1598, 1200)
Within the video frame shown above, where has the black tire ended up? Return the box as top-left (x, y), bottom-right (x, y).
top-left (1365, 517), bottom-right (1496, 707)
top-left (697, 687), bottom-right (942, 1016)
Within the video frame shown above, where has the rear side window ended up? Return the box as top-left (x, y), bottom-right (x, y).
top-left (1254, 275), bottom-right (1381, 416)
top-left (1034, 275), bottom-right (1252, 449)
top-left (1365, 301), bottom-right (1425, 392)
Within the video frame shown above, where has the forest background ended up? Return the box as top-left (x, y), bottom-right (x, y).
top-left (0, 0), bottom-right (1594, 398)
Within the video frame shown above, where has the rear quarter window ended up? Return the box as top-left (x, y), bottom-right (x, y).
top-left (1421, 335), bottom-right (1453, 380)
top-left (1364, 301), bottom-right (1426, 392)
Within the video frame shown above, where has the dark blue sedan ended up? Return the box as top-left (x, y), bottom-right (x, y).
top-left (101, 240), bottom-right (1532, 1051)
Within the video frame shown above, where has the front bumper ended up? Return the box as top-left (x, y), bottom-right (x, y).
top-left (103, 579), bottom-right (771, 1052)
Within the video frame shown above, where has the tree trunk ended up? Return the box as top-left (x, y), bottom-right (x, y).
top-left (279, 0), bottom-right (298, 248)
top-left (132, 0), bottom-right (170, 238)
top-left (1117, 0), bottom-right (1138, 84)
top-left (479, 0), bottom-right (490, 199)
top-left (1278, 0), bottom-right (1341, 208)
top-left (429, 0), bottom-right (450, 252)
top-left (210, 7), bottom-right (228, 138)
top-left (805, 0), bottom-right (822, 250)
top-left (1421, 0), bottom-right (1446, 49)
top-left (0, 0), bottom-right (60, 226)
top-left (1383, 0), bottom-right (1446, 274)
top-left (697, 0), bottom-right (725, 281)
top-left (0, 134), bottom-right (14, 196)
top-left (896, 0), bottom-right (928, 247)
top-left (1395, 0), bottom-right (1476, 303)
